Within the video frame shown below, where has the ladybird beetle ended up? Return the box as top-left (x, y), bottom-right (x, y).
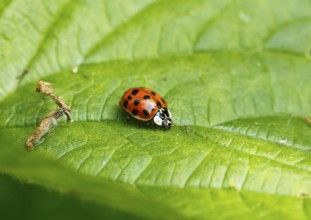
top-left (120, 87), bottom-right (172, 129)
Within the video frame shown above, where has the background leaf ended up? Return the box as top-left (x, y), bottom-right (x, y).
top-left (0, 0), bottom-right (311, 219)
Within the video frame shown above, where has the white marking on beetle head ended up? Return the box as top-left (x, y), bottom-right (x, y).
top-left (153, 114), bottom-right (163, 126)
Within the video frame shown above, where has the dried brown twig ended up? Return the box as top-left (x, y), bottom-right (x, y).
top-left (36, 80), bottom-right (71, 121)
top-left (26, 80), bottom-right (72, 150)
top-left (26, 109), bottom-right (67, 149)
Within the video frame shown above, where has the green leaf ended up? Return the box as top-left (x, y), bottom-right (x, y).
top-left (0, 173), bottom-right (141, 220)
top-left (1, 0), bottom-right (311, 219)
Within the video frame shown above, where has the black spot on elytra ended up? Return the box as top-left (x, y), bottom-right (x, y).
top-left (143, 110), bottom-right (149, 116)
top-left (134, 99), bottom-right (140, 106)
top-left (143, 95), bottom-right (150, 99)
top-left (127, 95), bottom-right (132, 100)
top-left (151, 91), bottom-right (156, 96)
top-left (132, 89), bottom-right (139, 95)
top-left (132, 109), bottom-right (138, 116)
top-left (157, 102), bottom-right (162, 108)
top-left (123, 100), bottom-right (128, 107)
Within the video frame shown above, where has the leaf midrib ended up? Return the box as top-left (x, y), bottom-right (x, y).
top-left (16, 48), bottom-right (308, 92)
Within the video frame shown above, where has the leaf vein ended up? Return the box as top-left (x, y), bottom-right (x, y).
top-left (17, 0), bottom-right (77, 83)
top-left (84, 0), bottom-right (158, 60)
